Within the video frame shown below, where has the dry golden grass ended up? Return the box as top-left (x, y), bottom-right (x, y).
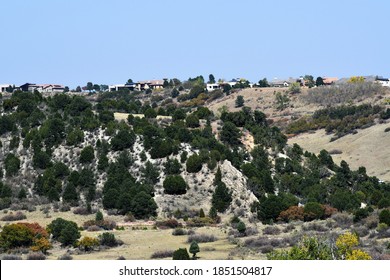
top-left (289, 123), bottom-right (390, 182)
top-left (0, 209), bottom-right (236, 260)
top-left (206, 87), bottom-right (316, 119)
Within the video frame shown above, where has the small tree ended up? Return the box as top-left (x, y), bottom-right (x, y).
top-left (163, 175), bottom-right (187, 195)
top-left (237, 221), bottom-right (247, 235)
top-left (144, 108), bottom-right (157, 119)
top-left (171, 88), bottom-right (179, 98)
top-left (186, 114), bottom-right (200, 128)
top-left (189, 241), bottom-right (200, 259)
top-left (86, 82), bottom-right (93, 92)
top-left (379, 209), bottom-right (390, 226)
top-left (47, 218), bottom-right (80, 247)
top-left (304, 75), bottom-right (315, 88)
top-left (208, 74), bottom-right (216, 84)
top-left (18, 188), bottom-right (27, 199)
top-left (289, 82), bottom-right (301, 94)
top-left (316, 77), bottom-right (324, 87)
top-left (209, 206), bottom-right (218, 220)
top-left (95, 210), bottom-right (104, 222)
top-left (275, 92), bottom-right (290, 111)
top-left (172, 248), bottom-right (190, 260)
top-left (223, 84), bottom-right (232, 94)
top-left (212, 182), bottom-right (232, 213)
top-left (164, 158), bottom-right (181, 175)
top-left (99, 232), bottom-right (118, 247)
top-left (111, 129), bottom-right (136, 151)
top-left (258, 78), bottom-right (270, 87)
top-left (5, 153), bottom-right (20, 177)
top-left (235, 95), bottom-right (245, 108)
top-left (80, 145), bottom-right (95, 163)
top-left (93, 84), bottom-right (101, 92)
top-left (220, 121), bottom-right (241, 146)
top-left (186, 154), bottom-right (203, 173)
top-left (57, 222), bottom-right (80, 247)
top-left (130, 191), bottom-right (157, 219)
top-left (141, 161), bottom-right (160, 184)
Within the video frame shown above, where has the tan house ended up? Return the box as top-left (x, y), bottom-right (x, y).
top-left (41, 84), bottom-right (65, 93)
top-left (322, 77), bottom-right (338, 85)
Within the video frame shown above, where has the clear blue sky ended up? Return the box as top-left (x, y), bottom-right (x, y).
top-left (1, 0), bottom-right (389, 88)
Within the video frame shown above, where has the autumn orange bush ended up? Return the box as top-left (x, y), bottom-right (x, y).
top-left (278, 206), bottom-right (304, 222)
top-left (18, 222), bottom-right (49, 238)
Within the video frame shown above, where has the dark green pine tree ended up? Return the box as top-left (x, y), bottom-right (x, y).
top-left (212, 181), bottom-right (232, 212)
top-left (62, 183), bottom-right (79, 204)
top-left (172, 248), bottom-right (190, 260)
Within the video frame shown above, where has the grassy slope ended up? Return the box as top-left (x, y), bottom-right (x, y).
top-left (289, 123), bottom-right (390, 181)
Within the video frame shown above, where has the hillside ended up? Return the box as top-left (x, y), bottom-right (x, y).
top-left (0, 86), bottom-right (389, 260)
top-left (289, 123), bottom-right (390, 182)
top-left (207, 84), bottom-right (390, 182)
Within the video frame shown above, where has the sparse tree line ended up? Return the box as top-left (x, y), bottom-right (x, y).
top-left (286, 103), bottom-right (387, 139)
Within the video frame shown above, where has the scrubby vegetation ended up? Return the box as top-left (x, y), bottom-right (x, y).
top-left (287, 104), bottom-right (383, 139)
top-left (304, 82), bottom-right (384, 106)
top-left (0, 83), bottom-right (389, 260)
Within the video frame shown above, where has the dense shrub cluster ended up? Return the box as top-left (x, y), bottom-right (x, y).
top-left (47, 218), bottom-right (80, 246)
top-left (102, 158), bottom-right (157, 218)
top-left (163, 175), bottom-right (187, 195)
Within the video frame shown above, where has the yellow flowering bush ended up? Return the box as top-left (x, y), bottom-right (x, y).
top-left (336, 231), bottom-right (359, 257)
top-left (346, 249), bottom-right (372, 260)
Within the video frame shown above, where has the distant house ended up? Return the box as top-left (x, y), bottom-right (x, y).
top-left (19, 83), bottom-right (65, 93)
top-left (375, 77), bottom-right (390, 87)
top-left (227, 79), bottom-right (240, 87)
top-left (109, 83), bottom-right (136, 92)
top-left (20, 83), bottom-right (39, 92)
top-left (0, 84), bottom-right (13, 93)
top-left (41, 84), bottom-right (65, 93)
top-left (206, 83), bottom-right (221, 91)
top-left (270, 79), bottom-right (292, 87)
top-left (135, 80), bottom-right (165, 91)
top-left (322, 77), bottom-right (338, 85)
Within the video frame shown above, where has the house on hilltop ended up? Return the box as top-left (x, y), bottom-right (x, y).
top-left (206, 83), bottom-right (220, 91)
top-left (20, 83), bottom-right (65, 93)
top-left (375, 76), bottom-right (390, 87)
top-left (270, 78), bottom-right (298, 87)
top-left (20, 83), bottom-right (39, 92)
top-left (135, 80), bottom-right (165, 91)
top-left (109, 83), bottom-right (136, 92)
top-left (322, 77), bottom-right (339, 85)
top-left (41, 84), bottom-right (65, 93)
top-left (0, 84), bottom-right (15, 93)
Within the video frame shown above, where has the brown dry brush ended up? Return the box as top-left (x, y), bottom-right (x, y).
top-left (304, 82), bottom-right (385, 106)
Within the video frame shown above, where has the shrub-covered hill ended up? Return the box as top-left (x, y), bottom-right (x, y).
top-left (0, 90), bottom-right (389, 226)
